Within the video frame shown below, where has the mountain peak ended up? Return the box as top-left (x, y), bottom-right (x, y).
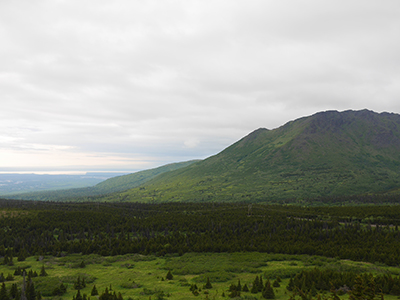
top-left (117, 109), bottom-right (400, 203)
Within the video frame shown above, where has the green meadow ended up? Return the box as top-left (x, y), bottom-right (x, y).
top-left (2, 253), bottom-right (400, 300)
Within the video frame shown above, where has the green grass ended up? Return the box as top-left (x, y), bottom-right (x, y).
top-left (2, 253), bottom-right (400, 300)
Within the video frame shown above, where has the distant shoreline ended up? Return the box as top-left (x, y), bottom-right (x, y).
top-left (0, 170), bottom-right (136, 175)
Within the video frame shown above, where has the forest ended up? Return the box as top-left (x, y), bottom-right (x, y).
top-left (1, 198), bottom-right (400, 300)
top-left (1, 199), bottom-right (400, 264)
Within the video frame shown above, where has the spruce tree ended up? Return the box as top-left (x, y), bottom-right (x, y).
top-left (39, 266), bottom-right (47, 277)
top-left (60, 283), bottom-right (67, 294)
top-left (13, 267), bottom-right (21, 276)
top-left (205, 277), bottom-right (212, 289)
top-left (91, 285), bottom-right (99, 296)
top-left (0, 283), bottom-right (9, 300)
top-left (259, 276), bottom-right (264, 292)
top-left (272, 280), bottom-right (280, 288)
top-left (287, 277), bottom-right (294, 292)
top-left (9, 283), bottom-right (18, 299)
top-left (252, 276), bottom-right (260, 293)
top-left (26, 279), bottom-right (36, 300)
top-left (166, 270), bottom-right (173, 280)
top-left (75, 290), bottom-right (83, 300)
top-left (262, 280), bottom-right (275, 299)
top-left (242, 284), bottom-right (249, 292)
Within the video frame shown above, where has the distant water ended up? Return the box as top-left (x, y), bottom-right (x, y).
top-left (0, 171), bottom-right (134, 195)
top-left (0, 170), bottom-right (136, 175)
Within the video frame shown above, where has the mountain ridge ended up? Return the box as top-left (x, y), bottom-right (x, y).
top-left (105, 109), bottom-right (400, 203)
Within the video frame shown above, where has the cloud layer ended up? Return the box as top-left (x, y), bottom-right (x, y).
top-left (1, 0), bottom-right (400, 172)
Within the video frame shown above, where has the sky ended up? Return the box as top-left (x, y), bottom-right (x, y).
top-left (1, 0), bottom-right (400, 173)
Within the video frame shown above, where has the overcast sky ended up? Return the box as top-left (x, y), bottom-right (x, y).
top-left (1, 0), bottom-right (400, 173)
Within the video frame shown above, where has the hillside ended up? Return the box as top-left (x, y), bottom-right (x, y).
top-left (106, 109), bottom-right (400, 203)
top-left (6, 160), bottom-right (198, 201)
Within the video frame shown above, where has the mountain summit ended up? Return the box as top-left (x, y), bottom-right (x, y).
top-left (114, 109), bottom-right (400, 202)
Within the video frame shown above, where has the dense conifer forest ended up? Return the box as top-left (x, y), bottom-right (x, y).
top-left (1, 198), bottom-right (400, 266)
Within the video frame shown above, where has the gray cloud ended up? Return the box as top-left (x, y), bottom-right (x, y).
top-left (1, 0), bottom-right (400, 172)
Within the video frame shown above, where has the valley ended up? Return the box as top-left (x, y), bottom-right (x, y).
top-left (2, 110), bottom-right (400, 300)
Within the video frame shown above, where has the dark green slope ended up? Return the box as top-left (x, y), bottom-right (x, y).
top-left (7, 160), bottom-right (198, 201)
top-left (112, 109), bottom-right (400, 202)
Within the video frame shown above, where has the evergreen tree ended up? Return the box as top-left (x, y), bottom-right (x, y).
top-left (349, 275), bottom-right (366, 300)
top-left (237, 280), bottom-right (242, 292)
top-left (9, 283), bottom-right (17, 299)
top-left (252, 276), bottom-right (260, 293)
top-left (13, 268), bottom-right (21, 276)
top-left (287, 277), bottom-right (294, 292)
top-left (52, 283), bottom-right (67, 296)
top-left (80, 261), bottom-right (86, 268)
top-left (74, 276), bottom-right (86, 290)
top-left (262, 281), bottom-right (275, 299)
top-left (91, 285), bottom-right (99, 296)
top-left (39, 266), bottom-right (47, 277)
top-left (60, 283), bottom-right (67, 294)
top-left (75, 290), bottom-right (83, 300)
top-left (189, 284), bottom-right (198, 292)
top-left (166, 270), bottom-right (173, 280)
top-left (229, 290), bottom-right (240, 298)
top-left (259, 276), bottom-right (264, 292)
top-left (0, 283), bottom-right (9, 300)
top-left (26, 279), bottom-right (36, 300)
top-left (242, 284), bottom-right (249, 292)
top-left (205, 277), bottom-right (212, 289)
top-left (272, 280), bottom-right (280, 288)
top-left (17, 251), bottom-right (26, 262)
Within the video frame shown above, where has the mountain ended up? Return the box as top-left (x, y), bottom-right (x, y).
top-left (6, 160), bottom-right (198, 201)
top-left (107, 109), bottom-right (400, 202)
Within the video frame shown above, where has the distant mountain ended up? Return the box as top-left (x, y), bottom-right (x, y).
top-left (109, 109), bottom-right (400, 202)
top-left (6, 160), bottom-right (198, 201)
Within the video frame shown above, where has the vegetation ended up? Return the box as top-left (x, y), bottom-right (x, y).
top-left (6, 161), bottom-right (198, 201)
top-left (3, 110), bottom-right (400, 299)
top-left (0, 252), bottom-right (399, 300)
top-left (2, 190), bottom-right (400, 299)
top-left (95, 110), bottom-right (400, 203)
top-left (1, 200), bottom-right (400, 266)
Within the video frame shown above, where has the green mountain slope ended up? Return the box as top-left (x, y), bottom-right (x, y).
top-left (109, 109), bottom-right (400, 202)
top-left (6, 160), bottom-right (198, 201)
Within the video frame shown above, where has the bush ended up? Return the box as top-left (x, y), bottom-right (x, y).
top-left (193, 272), bottom-right (235, 283)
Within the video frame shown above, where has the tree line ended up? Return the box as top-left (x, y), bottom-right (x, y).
top-left (1, 200), bottom-right (400, 266)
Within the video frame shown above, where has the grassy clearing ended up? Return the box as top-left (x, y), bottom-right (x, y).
top-left (1, 253), bottom-right (400, 300)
